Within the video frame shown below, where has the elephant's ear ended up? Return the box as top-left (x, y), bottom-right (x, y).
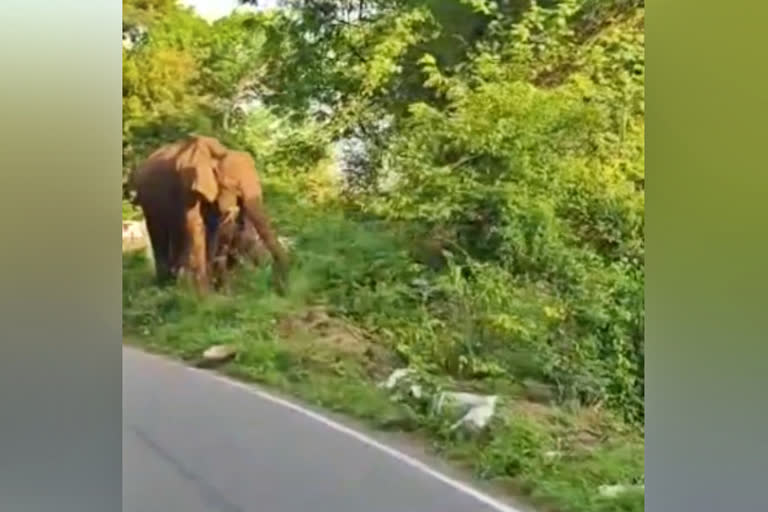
top-left (176, 137), bottom-right (221, 203)
top-left (195, 134), bottom-right (229, 158)
top-left (192, 164), bottom-right (219, 203)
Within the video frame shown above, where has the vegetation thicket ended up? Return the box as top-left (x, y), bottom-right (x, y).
top-left (123, 2), bottom-right (644, 511)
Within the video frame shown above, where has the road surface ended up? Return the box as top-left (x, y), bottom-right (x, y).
top-left (123, 346), bottom-right (526, 512)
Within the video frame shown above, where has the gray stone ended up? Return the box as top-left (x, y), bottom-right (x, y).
top-left (201, 344), bottom-right (238, 365)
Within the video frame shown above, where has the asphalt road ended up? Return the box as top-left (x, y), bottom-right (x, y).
top-left (123, 346), bottom-right (526, 512)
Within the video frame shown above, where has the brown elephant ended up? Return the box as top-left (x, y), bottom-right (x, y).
top-left (129, 134), bottom-right (289, 294)
top-left (205, 204), bottom-right (272, 289)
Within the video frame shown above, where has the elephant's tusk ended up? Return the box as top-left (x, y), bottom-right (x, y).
top-left (220, 206), bottom-right (240, 225)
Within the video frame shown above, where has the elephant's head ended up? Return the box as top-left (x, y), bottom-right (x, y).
top-left (216, 150), bottom-right (291, 293)
top-left (174, 136), bottom-right (290, 293)
top-left (174, 134), bottom-right (229, 204)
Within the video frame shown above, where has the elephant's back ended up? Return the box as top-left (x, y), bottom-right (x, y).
top-left (131, 144), bottom-right (185, 209)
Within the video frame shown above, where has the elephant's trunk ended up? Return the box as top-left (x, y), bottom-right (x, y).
top-left (242, 196), bottom-right (290, 293)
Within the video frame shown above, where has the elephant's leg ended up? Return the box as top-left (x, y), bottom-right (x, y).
top-left (216, 192), bottom-right (240, 252)
top-left (184, 201), bottom-right (210, 294)
top-left (166, 206), bottom-right (189, 280)
top-left (238, 223), bottom-right (268, 268)
top-left (208, 223), bottom-right (230, 291)
top-left (201, 202), bottom-right (221, 264)
top-left (212, 214), bottom-right (238, 290)
top-left (144, 212), bottom-right (172, 285)
top-left (225, 221), bottom-right (244, 270)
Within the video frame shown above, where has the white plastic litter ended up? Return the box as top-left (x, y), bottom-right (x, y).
top-left (434, 391), bottom-right (499, 431)
top-left (380, 368), bottom-right (415, 389)
top-left (380, 371), bottom-right (499, 431)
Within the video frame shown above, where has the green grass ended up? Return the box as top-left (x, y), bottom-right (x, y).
top-left (122, 195), bottom-right (643, 512)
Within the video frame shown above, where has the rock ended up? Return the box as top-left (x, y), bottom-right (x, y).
top-left (434, 391), bottom-right (499, 431)
top-left (122, 219), bottom-right (154, 263)
top-left (598, 484), bottom-right (644, 498)
top-left (199, 344), bottom-right (238, 367)
top-left (123, 220), bottom-right (147, 249)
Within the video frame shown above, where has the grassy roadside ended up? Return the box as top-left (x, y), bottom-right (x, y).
top-left (123, 195), bottom-right (643, 512)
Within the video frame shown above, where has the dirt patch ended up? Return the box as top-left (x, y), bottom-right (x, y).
top-left (510, 399), bottom-right (557, 421)
top-left (501, 399), bottom-right (616, 453)
top-left (278, 306), bottom-right (396, 378)
top-left (559, 405), bottom-right (631, 452)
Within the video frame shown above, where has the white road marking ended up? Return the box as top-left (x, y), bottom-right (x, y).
top-left (127, 348), bottom-right (527, 512)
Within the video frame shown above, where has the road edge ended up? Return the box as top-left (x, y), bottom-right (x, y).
top-left (123, 343), bottom-right (538, 512)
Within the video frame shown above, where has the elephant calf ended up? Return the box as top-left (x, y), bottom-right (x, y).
top-left (204, 203), bottom-right (270, 289)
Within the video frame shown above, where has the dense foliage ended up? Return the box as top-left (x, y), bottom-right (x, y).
top-left (123, 1), bottom-right (644, 509)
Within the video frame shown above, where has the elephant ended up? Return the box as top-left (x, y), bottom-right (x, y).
top-left (128, 134), bottom-right (289, 294)
top-left (203, 203), bottom-right (271, 289)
